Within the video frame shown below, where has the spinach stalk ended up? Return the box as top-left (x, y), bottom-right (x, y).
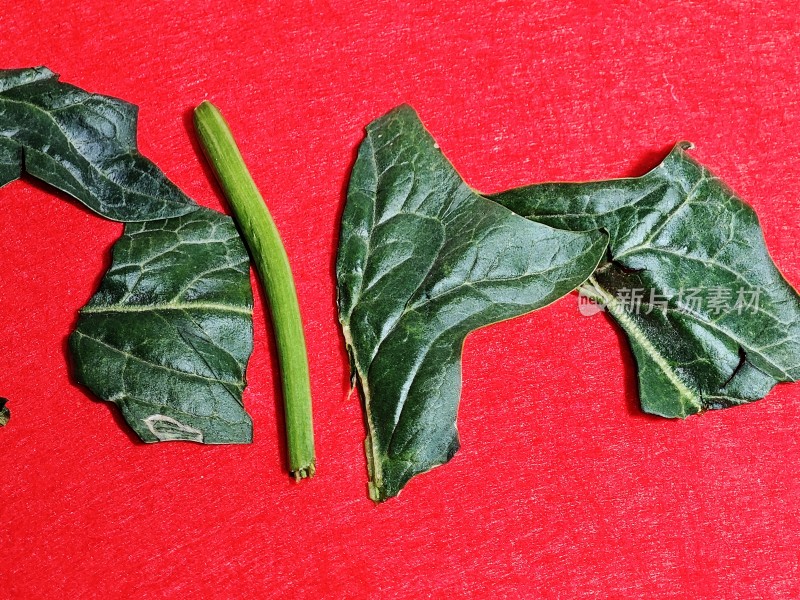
top-left (194, 101), bottom-right (315, 480)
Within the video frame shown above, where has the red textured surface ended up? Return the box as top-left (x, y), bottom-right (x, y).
top-left (1, 2), bottom-right (799, 598)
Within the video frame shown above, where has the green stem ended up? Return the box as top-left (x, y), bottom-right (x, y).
top-left (194, 101), bottom-right (315, 480)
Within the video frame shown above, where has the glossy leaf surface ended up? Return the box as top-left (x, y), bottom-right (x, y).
top-left (0, 67), bottom-right (195, 221)
top-left (71, 208), bottom-right (254, 443)
top-left (337, 106), bottom-right (607, 500)
top-left (492, 143), bottom-right (800, 417)
top-left (0, 67), bottom-right (255, 443)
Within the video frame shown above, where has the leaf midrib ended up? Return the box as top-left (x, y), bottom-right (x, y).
top-left (79, 302), bottom-right (252, 316)
top-left (73, 330), bottom-right (244, 388)
top-left (583, 277), bottom-right (701, 413)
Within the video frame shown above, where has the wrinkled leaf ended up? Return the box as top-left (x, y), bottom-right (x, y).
top-left (0, 398), bottom-right (8, 427)
top-left (491, 143), bottom-right (800, 417)
top-left (337, 106), bottom-right (607, 500)
top-left (70, 207), bottom-right (254, 443)
top-left (0, 67), bottom-right (195, 221)
top-left (0, 67), bottom-right (255, 443)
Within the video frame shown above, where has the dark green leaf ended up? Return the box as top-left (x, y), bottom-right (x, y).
top-left (70, 207), bottom-right (254, 443)
top-left (337, 106), bottom-right (607, 500)
top-left (491, 143), bottom-right (800, 417)
top-left (0, 398), bottom-right (9, 427)
top-left (0, 139), bottom-right (21, 187)
top-left (0, 67), bottom-right (255, 443)
top-left (0, 67), bottom-right (195, 221)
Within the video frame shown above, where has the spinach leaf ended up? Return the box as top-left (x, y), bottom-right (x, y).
top-left (70, 208), bottom-right (254, 443)
top-left (0, 67), bottom-right (195, 221)
top-left (0, 67), bottom-right (254, 443)
top-left (337, 106), bottom-right (607, 500)
top-left (0, 139), bottom-right (18, 186)
top-left (491, 143), bottom-right (800, 417)
top-left (0, 398), bottom-right (8, 427)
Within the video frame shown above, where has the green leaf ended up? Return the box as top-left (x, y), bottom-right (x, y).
top-left (337, 106), bottom-right (607, 500)
top-left (0, 67), bottom-right (195, 221)
top-left (0, 398), bottom-right (9, 427)
top-left (491, 143), bottom-right (800, 417)
top-left (0, 67), bottom-right (255, 443)
top-left (70, 207), bottom-right (254, 443)
top-left (0, 139), bottom-right (21, 187)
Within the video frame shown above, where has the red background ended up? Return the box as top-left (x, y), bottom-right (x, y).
top-left (1, 2), bottom-right (799, 598)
